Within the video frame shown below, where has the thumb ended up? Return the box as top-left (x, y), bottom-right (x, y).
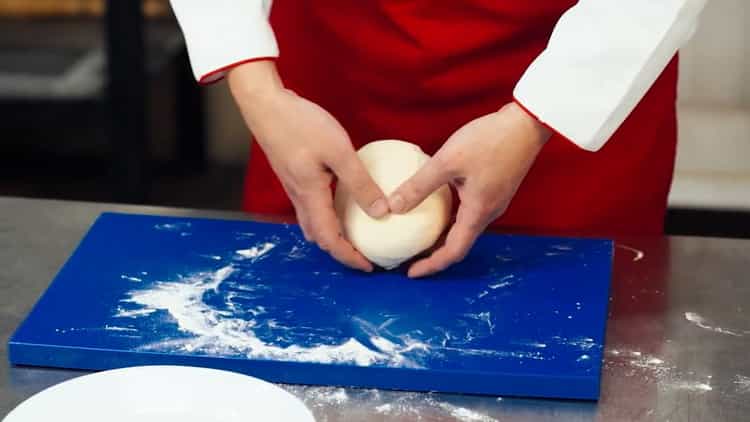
top-left (330, 151), bottom-right (389, 219)
top-left (388, 157), bottom-right (451, 214)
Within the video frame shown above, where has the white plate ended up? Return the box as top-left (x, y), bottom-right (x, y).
top-left (3, 366), bottom-right (315, 422)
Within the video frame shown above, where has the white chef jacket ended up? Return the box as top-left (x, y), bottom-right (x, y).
top-left (170, 0), bottom-right (707, 151)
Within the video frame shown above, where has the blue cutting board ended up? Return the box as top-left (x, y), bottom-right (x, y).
top-left (9, 212), bottom-right (613, 400)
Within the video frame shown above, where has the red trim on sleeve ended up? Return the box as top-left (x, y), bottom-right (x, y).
top-left (198, 56), bottom-right (278, 86)
top-left (512, 96), bottom-right (583, 150)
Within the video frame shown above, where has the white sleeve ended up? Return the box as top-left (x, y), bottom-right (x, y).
top-left (170, 0), bottom-right (278, 84)
top-left (513, 0), bottom-right (708, 151)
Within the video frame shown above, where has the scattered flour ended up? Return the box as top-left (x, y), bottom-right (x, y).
top-left (114, 307), bottom-right (156, 318)
top-left (607, 349), bottom-right (714, 394)
top-left (512, 341), bottom-right (547, 349)
top-left (553, 336), bottom-right (598, 351)
top-left (616, 244), bottom-right (645, 262)
top-left (104, 325), bottom-right (137, 332)
top-left (734, 375), bottom-right (750, 393)
top-left (672, 381), bottom-right (713, 392)
top-left (154, 222), bottom-right (191, 232)
top-left (300, 387), bottom-right (350, 407)
top-left (374, 403), bottom-right (392, 413)
top-left (684, 312), bottom-right (744, 337)
top-left (115, 265), bottom-right (425, 368)
top-left (551, 244), bottom-right (573, 251)
top-left (617, 243), bottom-right (646, 262)
top-left (236, 242), bottom-right (276, 261)
top-left (120, 275), bottom-right (142, 282)
top-left (488, 274), bottom-right (514, 289)
top-left (437, 402), bottom-right (498, 422)
top-left (286, 387), bottom-right (499, 422)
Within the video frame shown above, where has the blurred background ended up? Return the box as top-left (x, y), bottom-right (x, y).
top-left (0, 1), bottom-right (747, 238)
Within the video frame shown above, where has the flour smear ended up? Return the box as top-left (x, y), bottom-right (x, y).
top-left (115, 252), bottom-right (427, 367)
top-left (684, 312), bottom-right (744, 337)
top-left (616, 244), bottom-right (645, 262)
top-left (283, 386), bottom-right (498, 422)
top-left (607, 349), bottom-right (714, 394)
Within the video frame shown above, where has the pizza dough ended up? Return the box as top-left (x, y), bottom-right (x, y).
top-left (334, 140), bottom-right (452, 269)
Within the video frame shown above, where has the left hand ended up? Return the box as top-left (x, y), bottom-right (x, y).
top-left (388, 102), bottom-right (552, 278)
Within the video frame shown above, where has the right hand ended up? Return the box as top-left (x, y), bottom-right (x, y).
top-left (228, 60), bottom-right (388, 272)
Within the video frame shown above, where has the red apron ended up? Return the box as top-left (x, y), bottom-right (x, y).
top-left (243, 1), bottom-right (679, 237)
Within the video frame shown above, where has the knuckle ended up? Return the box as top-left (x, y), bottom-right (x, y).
top-left (430, 153), bottom-right (452, 172)
top-left (347, 172), bottom-right (373, 194)
top-left (400, 181), bottom-right (422, 202)
top-left (326, 143), bottom-right (354, 165)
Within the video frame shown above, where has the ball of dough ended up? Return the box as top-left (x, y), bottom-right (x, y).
top-left (334, 140), bottom-right (452, 269)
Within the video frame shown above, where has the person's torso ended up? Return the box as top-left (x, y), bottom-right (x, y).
top-left (271, 0), bottom-right (577, 153)
top-left (246, 0), bottom-right (678, 236)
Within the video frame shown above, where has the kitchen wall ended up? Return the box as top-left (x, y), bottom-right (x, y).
top-left (673, 0), bottom-right (750, 210)
top-left (204, 1), bottom-right (750, 210)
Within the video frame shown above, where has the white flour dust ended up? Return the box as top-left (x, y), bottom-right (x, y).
top-left (154, 222), bottom-right (191, 232)
top-left (616, 244), bottom-right (645, 262)
top-left (734, 375), bottom-right (750, 393)
top-left (607, 349), bottom-right (714, 393)
top-left (373, 394), bottom-right (498, 422)
top-left (104, 325), bottom-right (137, 332)
top-left (114, 307), bottom-right (156, 318)
top-left (551, 244), bottom-right (573, 251)
top-left (512, 341), bottom-right (547, 349)
top-left (120, 274), bottom-right (142, 282)
top-left (115, 263), bottom-right (426, 368)
top-left (684, 312), bottom-right (744, 337)
top-left (464, 312), bottom-right (495, 334)
top-left (235, 242), bottom-right (276, 261)
top-left (284, 387), bottom-right (498, 422)
top-left (296, 387), bottom-right (350, 407)
top-left (488, 274), bottom-right (515, 290)
top-left (672, 381), bottom-right (713, 392)
top-left (552, 336), bottom-right (598, 351)
top-left (438, 403), bottom-right (497, 422)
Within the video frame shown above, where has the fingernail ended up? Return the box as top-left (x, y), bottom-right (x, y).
top-left (389, 194), bottom-right (405, 214)
top-left (369, 199), bottom-right (388, 219)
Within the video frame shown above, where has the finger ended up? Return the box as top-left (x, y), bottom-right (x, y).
top-left (282, 181), bottom-right (313, 241)
top-left (293, 205), bottom-right (313, 241)
top-left (301, 190), bottom-right (374, 272)
top-left (328, 151), bottom-right (389, 219)
top-left (408, 205), bottom-right (486, 278)
top-left (388, 156), bottom-right (451, 214)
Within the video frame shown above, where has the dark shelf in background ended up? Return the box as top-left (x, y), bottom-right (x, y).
top-left (665, 208), bottom-right (750, 239)
top-left (0, 8), bottom-right (206, 204)
top-left (0, 17), bottom-right (183, 107)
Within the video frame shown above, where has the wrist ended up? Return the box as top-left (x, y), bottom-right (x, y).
top-left (505, 102), bottom-right (552, 147)
top-left (227, 59), bottom-right (285, 106)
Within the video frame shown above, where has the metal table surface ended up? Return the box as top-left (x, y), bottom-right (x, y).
top-left (1, 196), bottom-right (749, 421)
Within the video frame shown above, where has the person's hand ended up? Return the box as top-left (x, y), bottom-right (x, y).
top-left (228, 61), bottom-right (389, 272)
top-left (388, 102), bottom-right (552, 278)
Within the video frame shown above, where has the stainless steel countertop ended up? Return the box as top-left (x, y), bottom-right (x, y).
top-left (1, 196), bottom-right (749, 421)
